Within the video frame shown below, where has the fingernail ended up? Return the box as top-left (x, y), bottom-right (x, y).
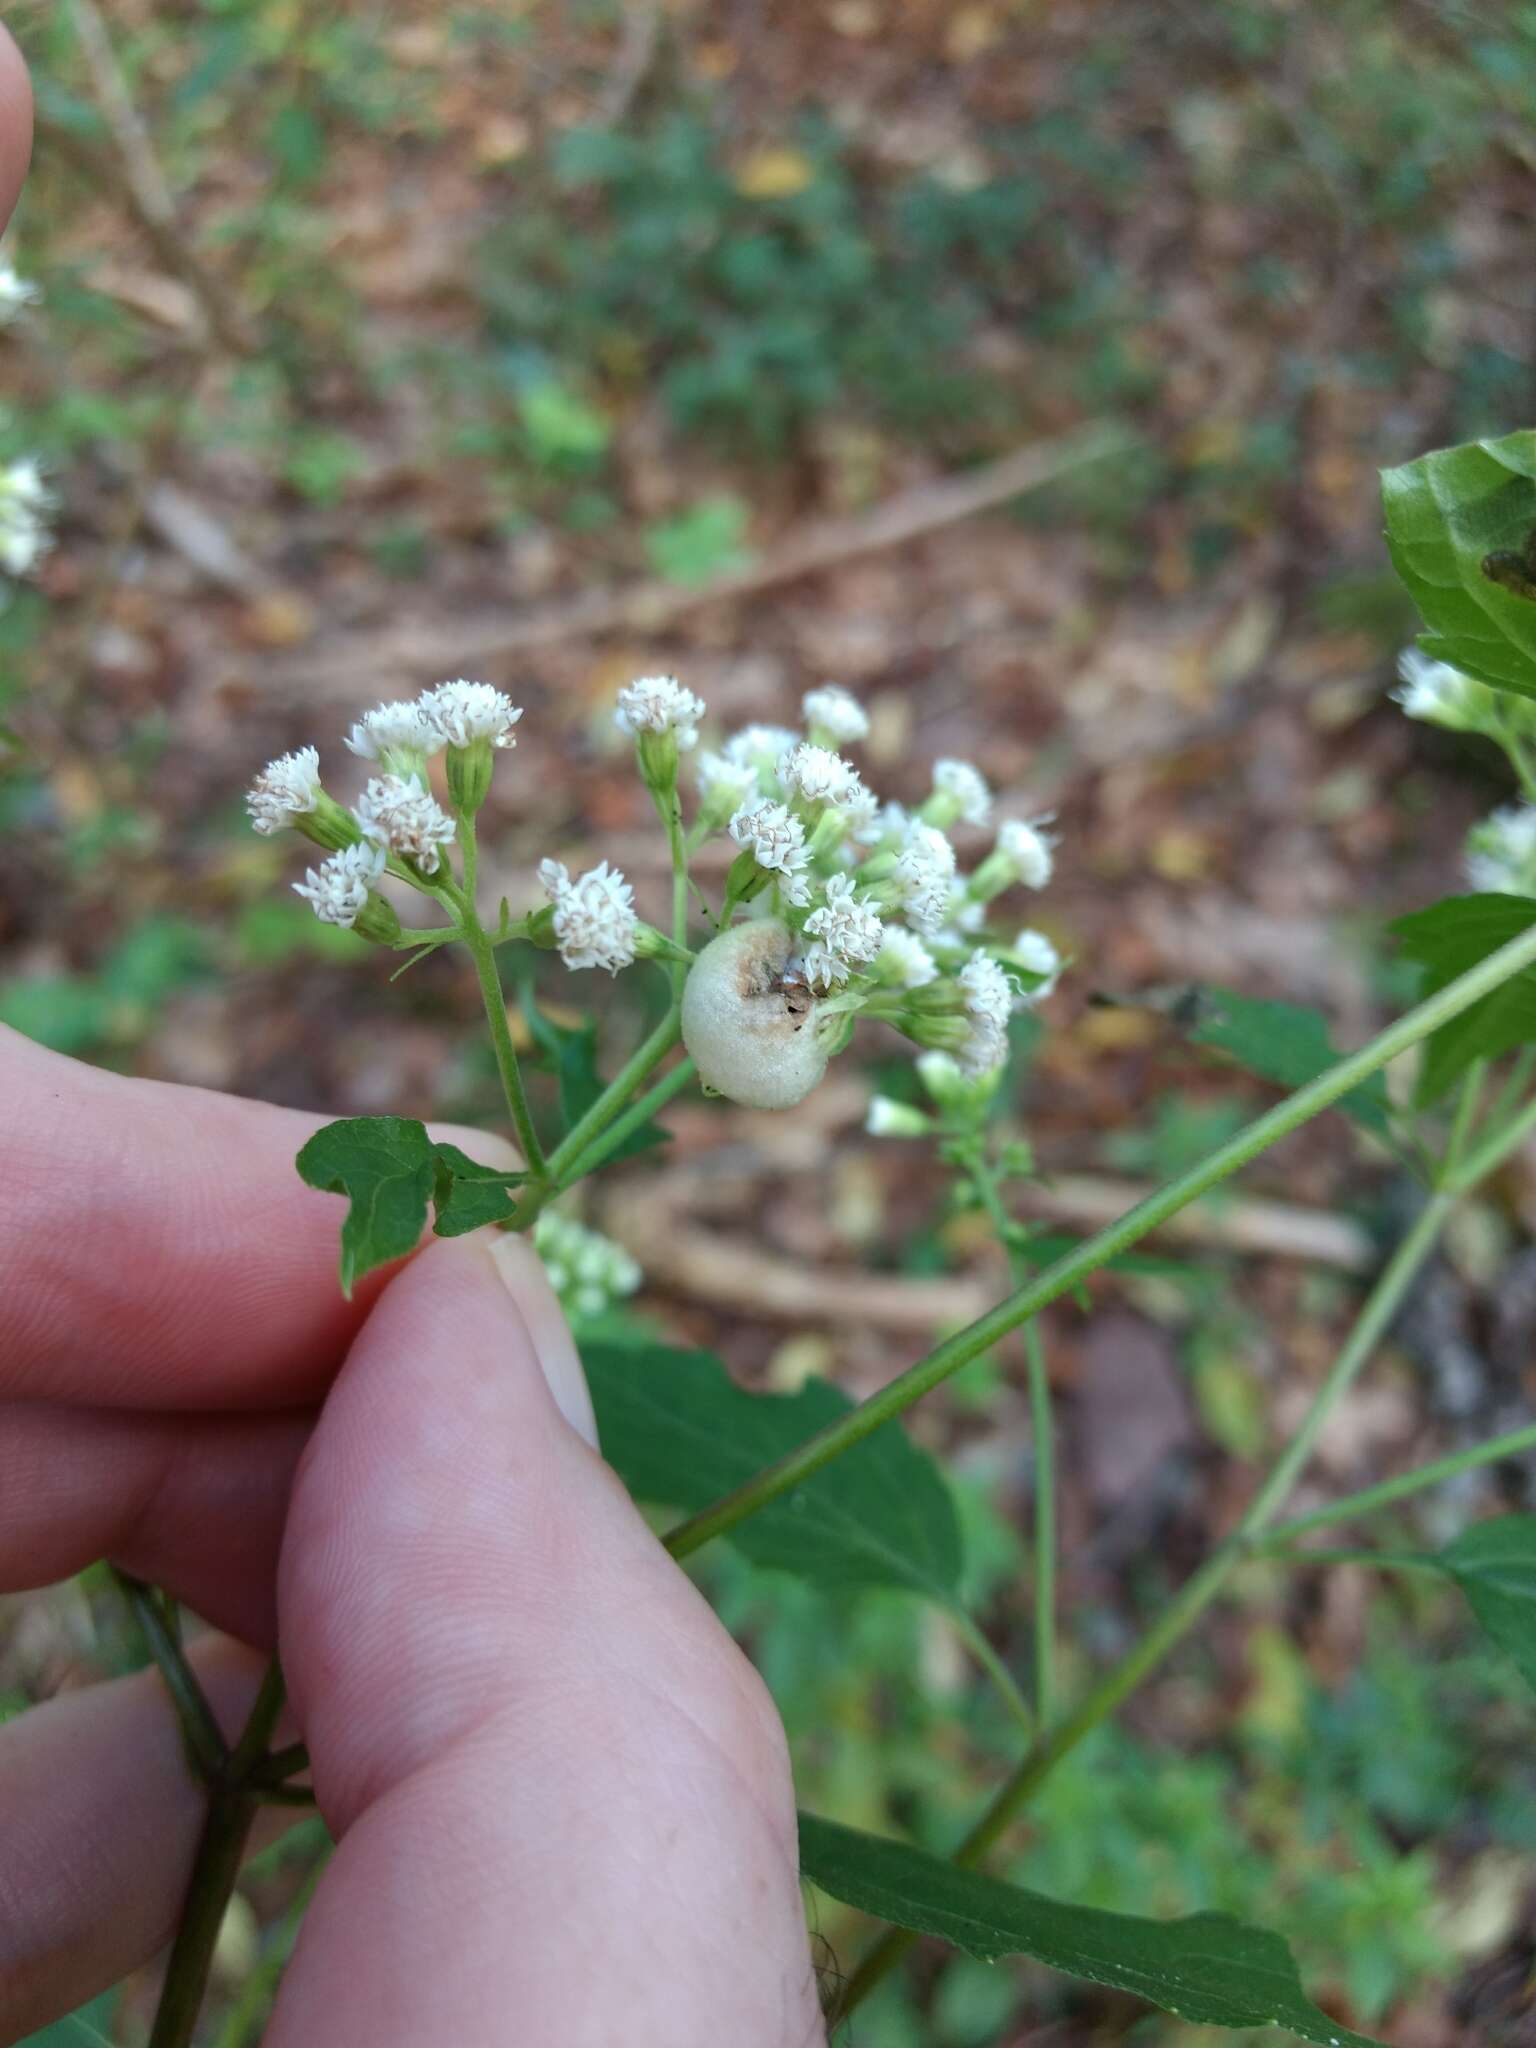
top-left (487, 1234), bottom-right (599, 1450)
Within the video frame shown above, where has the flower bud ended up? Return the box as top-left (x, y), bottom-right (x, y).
top-left (865, 1095), bottom-right (932, 1138)
top-left (445, 736), bottom-right (495, 817)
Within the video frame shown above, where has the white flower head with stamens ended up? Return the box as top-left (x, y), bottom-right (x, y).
top-left (932, 758), bottom-right (992, 828)
top-left (804, 872), bottom-right (884, 976)
top-left (0, 460), bottom-right (53, 577)
top-left (802, 684), bottom-right (870, 745)
top-left (876, 925), bottom-right (938, 988)
top-left (354, 774), bottom-right (457, 874)
top-left (996, 816), bottom-right (1055, 890)
top-left (344, 698), bottom-right (438, 765)
top-left (615, 674), bottom-right (705, 750)
top-left (294, 840), bottom-right (386, 928)
top-left (1466, 804), bottom-right (1536, 897)
top-left (0, 264), bottom-right (38, 324)
top-left (538, 858), bottom-right (638, 974)
top-left (729, 797), bottom-right (812, 905)
top-left (957, 949), bottom-right (1016, 1076)
top-left (421, 679), bottom-right (522, 750)
top-left (1010, 928), bottom-right (1062, 997)
top-left (246, 746), bottom-right (322, 836)
top-left (696, 748), bottom-right (759, 811)
top-left (796, 939), bottom-right (846, 991)
top-left (894, 820), bottom-right (958, 935)
top-left (779, 741), bottom-right (864, 810)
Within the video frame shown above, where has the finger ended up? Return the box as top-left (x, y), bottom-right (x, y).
top-left (0, 25), bottom-right (31, 234)
top-left (0, 1636), bottom-right (294, 2042)
top-left (0, 1402), bottom-right (313, 1645)
top-left (0, 1026), bottom-right (515, 1410)
top-left (270, 1235), bottom-right (823, 2047)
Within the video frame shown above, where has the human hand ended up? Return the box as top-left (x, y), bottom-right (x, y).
top-left (0, 1021), bottom-right (825, 2045)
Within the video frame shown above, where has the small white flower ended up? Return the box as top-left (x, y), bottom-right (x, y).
top-left (957, 949), bottom-right (1016, 1075)
top-left (1393, 647), bottom-right (1492, 734)
top-left (1466, 804), bottom-right (1536, 896)
top-left (996, 816), bottom-right (1055, 890)
top-left (778, 740), bottom-right (865, 810)
top-left (876, 926), bottom-right (938, 988)
top-left (802, 683), bottom-right (870, 744)
top-left (696, 748), bottom-right (759, 810)
top-left (865, 1095), bottom-right (930, 1138)
top-left (796, 939), bottom-right (847, 990)
top-left (729, 797), bottom-right (812, 904)
top-left (0, 459), bottom-right (53, 578)
top-left (294, 840), bottom-right (386, 928)
top-left (932, 758), bottom-right (992, 827)
top-left (354, 774), bottom-right (457, 873)
top-left (534, 1208), bottom-right (642, 1317)
top-left (538, 857), bottom-right (638, 974)
top-left (1010, 928), bottom-right (1062, 996)
top-left (723, 723), bottom-right (800, 771)
top-left (344, 699), bottom-right (438, 763)
top-left (420, 678), bottom-right (522, 750)
top-left (893, 820), bottom-right (957, 934)
top-left (246, 745), bottom-right (323, 836)
top-left (615, 674), bottom-right (706, 749)
top-left (0, 264), bottom-right (38, 324)
top-left (804, 872), bottom-right (884, 973)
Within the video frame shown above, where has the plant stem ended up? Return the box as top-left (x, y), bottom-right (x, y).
top-left (665, 915), bottom-right (1536, 1563)
top-left (252, 1740), bottom-right (310, 1784)
top-left (1021, 1319), bottom-right (1056, 1726)
top-left (1441, 1062), bottom-right (1486, 1181)
top-left (952, 1610), bottom-right (1034, 1739)
top-left (1258, 1545), bottom-right (1442, 1573)
top-left (211, 1854), bottom-right (328, 2048)
top-left (1256, 1420), bottom-right (1536, 1548)
top-left (1444, 1084), bottom-right (1536, 1193)
top-left (827, 1190), bottom-right (1453, 2024)
top-left (148, 1658), bottom-right (289, 2048)
top-left (113, 1571), bottom-right (228, 1784)
top-left (545, 1006), bottom-right (682, 1181)
top-left (666, 790), bottom-right (689, 997)
top-left (557, 1055), bottom-right (697, 1188)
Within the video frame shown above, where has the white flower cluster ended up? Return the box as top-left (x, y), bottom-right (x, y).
top-left (355, 774), bottom-right (456, 874)
top-left (1466, 804), bottom-right (1536, 897)
top-left (346, 679), bottom-right (522, 763)
top-left (538, 858), bottom-right (638, 974)
top-left (533, 1208), bottom-right (642, 1321)
top-left (294, 840), bottom-right (386, 927)
top-left (247, 746), bottom-right (322, 836)
top-left (615, 674), bottom-right (705, 749)
top-left (0, 459), bottom-right (53, 581)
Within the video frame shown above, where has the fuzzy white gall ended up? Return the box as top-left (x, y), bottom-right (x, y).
top-left (681, 918), bottom-right (828, 1108)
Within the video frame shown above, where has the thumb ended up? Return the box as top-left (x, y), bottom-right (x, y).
top-left (271, 1231), bottom-right (825, 2048)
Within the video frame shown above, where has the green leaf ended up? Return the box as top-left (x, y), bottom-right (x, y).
top-left (582, 1339), bottom-right (964, 1603)
top-left (296, 1117), bottom-right (438, 1296)
top-left (1390, 893), bottom-right (1536, 1102)
top-left (1186, 987), bottom-right (1393, 1137)
top-left (523, 1000), bottom-right (669, 1163)
top-left (296, 1119), bottom-right (529, 1289)
top-left (430, 1141), bottom-right (529, 1236)
top-left (798, 1813), bottom-right (1385, 2047)
top-left (1439, 1514), bottom-right (1536, 1694)
top-left (1382, 431), bottom-right (1536, 700)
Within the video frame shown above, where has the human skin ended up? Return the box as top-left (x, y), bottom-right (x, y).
top-left (0, 35), bottom-right (824, 2035)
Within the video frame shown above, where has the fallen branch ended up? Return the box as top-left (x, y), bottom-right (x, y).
top-left (256, 421), bottom-right (1131, 695)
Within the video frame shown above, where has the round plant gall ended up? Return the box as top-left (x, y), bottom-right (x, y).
top-left (680, 919), bottom-right (829, 1109)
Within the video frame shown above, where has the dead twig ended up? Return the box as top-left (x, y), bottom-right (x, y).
top-left (64, 0), bottom-right (257, 358)
top-left (255, 421), bottom-right (1132, 696)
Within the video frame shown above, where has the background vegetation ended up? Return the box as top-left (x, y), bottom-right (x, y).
top-left (4, 3), bottom-right (1536, 2042)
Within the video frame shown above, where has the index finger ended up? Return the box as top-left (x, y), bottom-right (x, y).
top-left (2, 1027), bottom-right (394, 1408)
top-left (0, 25), bottom-right (32, 234)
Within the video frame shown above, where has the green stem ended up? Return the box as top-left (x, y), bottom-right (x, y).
top-left (460, 909), bottom-right (546, 1175)
top-left (113, 1571), bottom-right (228, 1785)
top-left (545, 1006), bottom-right (683, 1183)
top-left (1258, 1544), bottom-right (1441, 1573)
top-left (666, 915), bottom-right (1536, 1563)
top-left (667, 792), bottom-right (689, 997)
top-left (828, 1190), bottom-right (1454, 2025)
top-left (952, 1610), bottom-right (1034, 1739)
top-left (1257, 1419), bottom-right (1536, 1548)
top-left (1022, 1319), bottom-right (1055, 1726)
top-left (252, 1739), bottom-right (310, 1784)
top-left (1503, 731), bottom-right (1536, 806)
top-left (1441, 1062), bottom-right (1486, 1182)
top-left (211, 1853), bottom-right (328, 2048)
top-left (1444, 1083), bottom-right (1536, 1193)
top-left (147, 1658), bottom-right (289, 2048)
top-left (557, 1055), bottom-right (697, 1188)
top-left (1477, 1046), bottom-right (1536, 1145)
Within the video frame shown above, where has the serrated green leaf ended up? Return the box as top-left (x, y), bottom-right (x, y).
top-left (1390, 893), bottom-right (1536, 1102)
top-left (799, 1813), bottom-right (1385, 2047)
top-left (296, 1116), bottom-right (437, 1295)
top-left (430, 1142), bottom-right (529, 1236)
top-left (1439, 1514), bottom-right (1536, 1695)
top-left (1186, 987), bottom-right (1392, 1137)
top-left (1382, 431), bottom-right (1536, 701)
top-left (582, 1339), bottom-right (963, 1603)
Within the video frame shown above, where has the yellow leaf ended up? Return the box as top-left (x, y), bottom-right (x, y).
top-left (734, 147), bottom-right (815, 199)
